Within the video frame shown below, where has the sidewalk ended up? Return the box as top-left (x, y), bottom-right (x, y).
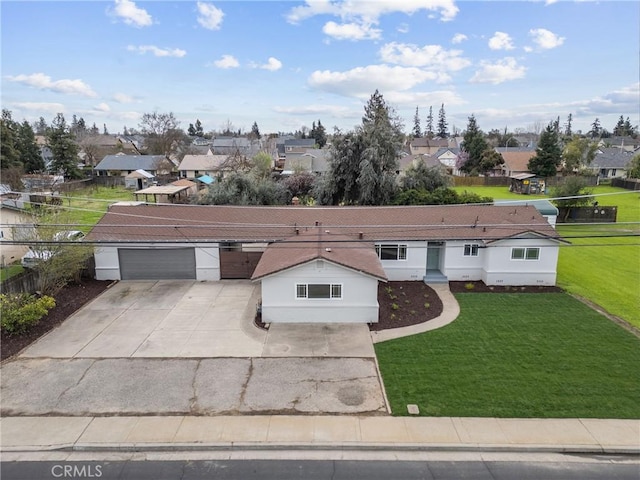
top-left (2, 415), bottom-right (638, 454)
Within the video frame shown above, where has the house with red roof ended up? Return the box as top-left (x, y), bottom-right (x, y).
top-left (87, 204), bottom-right (564, 322)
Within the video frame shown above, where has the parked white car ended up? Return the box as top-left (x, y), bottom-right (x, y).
top-left (21, 230), bottom-right (85, 269)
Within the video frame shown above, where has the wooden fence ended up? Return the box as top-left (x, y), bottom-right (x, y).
top-left (612, 177), bottom-right (640, 190)
top-left (1, 258), bottom-right (96, 295)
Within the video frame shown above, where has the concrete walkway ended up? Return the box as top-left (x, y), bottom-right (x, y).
top-left (371, 283), bottom-right (460, 343)
top-left (2, 416), bottom-right (638, 454)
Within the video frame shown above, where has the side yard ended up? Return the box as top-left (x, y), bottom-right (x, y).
top-left (375, 292), bottom-right (640, 419)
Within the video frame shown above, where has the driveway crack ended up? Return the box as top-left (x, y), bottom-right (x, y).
top-left (189, 359), bottom-right (202, 414)
top-left (237, 358), bottom-right (253, 411)
top-left (54, 359), bottom-right (96, 407)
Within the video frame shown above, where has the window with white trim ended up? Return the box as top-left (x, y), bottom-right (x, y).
top-left (511, 247), bottom-right (540, 260)
top-left (296, 283), bottom-right (342, 299)
top-left (463, 243), bottom-right (479, 256)
top-left (375, 244), bottom-right (407, 260)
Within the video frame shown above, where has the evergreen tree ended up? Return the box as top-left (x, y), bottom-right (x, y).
top-left (33, 116), bottom-right (48, 135)
top-left (528, 122), bottom-right (562, 177)
top-left (90, 122), bottom-right (99, 135)
top-left (187, 123), bottom-right (196, 136)
top-left (46, 113), bottom-right (81, 178)
top-left (622, 117), bottom-right (636, 136)
top-left (412, 106), bottom-right (422, 138)
top-left (310, 119), bottom-right (327, 148)
top-left (564, 113), bottom-right (573, 138)
top-left (250, 121), bottom-right (261, 140)
top-left (103, 124), bottom-right (109, 135)
top-left (437, 103), bottom-right (448, 138)
top-left (1, 109), bottom-right (21, 170)
top-left (195, 119), bottom-right (204, 137)
top-left (460, 115), bottom-right (489, 175)
top-left (123, 126), bottom-right (129, 136)
top-left (17, 121), bottom-right (44, 172)
top-left (318, 90), bottom-right (402, 205)
top-left (425, 106), bottom-right (434, 138)
top-left (589, 118), bottom-right (601, 138)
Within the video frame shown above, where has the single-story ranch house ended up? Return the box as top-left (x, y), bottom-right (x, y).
top-left (88, 204), bottom-right (563, 285)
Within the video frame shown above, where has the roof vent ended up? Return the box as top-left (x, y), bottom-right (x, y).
top-left (359, 232), bottom-right (363, 239)
top-left (325, 247), bottom-right (332, 252)
top-left (325, 230), bottom-right (330, 234)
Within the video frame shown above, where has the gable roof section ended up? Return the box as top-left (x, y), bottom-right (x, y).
top-left (95, 155), bottom-right (165, 171)
top-left (501, 151), bottom-right (536, 173)
top-left (251, 228), bottom-right (387, 281)
top-left (179, 154), bottom-right (229, 171)
top-left (87, 204), bottom-right (560, 244)
top-left (591, 148), bottom-right (634, 169)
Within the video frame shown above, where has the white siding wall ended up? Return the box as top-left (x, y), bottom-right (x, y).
top-left (481, 238), bottom-right (559, 285)
top-left (93, 243), bottom-right (220, 281)
top-left (443, 240), bottom-right (485, 281)
top-left (378, 241), bottom-right (427, 281)
top-left (260, 260), bottom-right (380, 323)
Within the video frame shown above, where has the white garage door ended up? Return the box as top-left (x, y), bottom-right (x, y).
top-left (118, 248), bottom-right (196, 280)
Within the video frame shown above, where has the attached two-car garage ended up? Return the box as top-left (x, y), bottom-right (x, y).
top-left (118, 248), bottom-right (197, 280)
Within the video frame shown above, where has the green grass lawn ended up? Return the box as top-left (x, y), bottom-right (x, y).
top-left (375, 293), bottom-right (640, 418)
top-left (556, 186), bottom-right (640, 326)
top-left (454, 184), bottom-right (640, 326)
top-left (0, 264), bottom-right (24, 281)
top-left (50, 186), bottom-right (134, 231)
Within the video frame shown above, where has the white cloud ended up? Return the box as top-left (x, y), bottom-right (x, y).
top-left (488, 31), bottom-right (515, 51)
top-left (273, 104), bottom-right (354, 118)
top-left (255, 57), bottom-right (282, 72)
top-left (12, 102), bottom-right (65, 114)
top-left (470, 57), bottom-right (526, 85)
top-left (529, 28), bottom-right (565, 49)
top-left (112, 0), bottom-right (152, 27)
top-left (213, 54), bottom-right (239, 69)
top-left (287, 0), bottom-right (459, 24)
top-left (6, 73), bottom-right (97, 97)
top-left (308, 65), bottom-right (440, 98)
top-left (379, 42), bottom-right (471, 72)
top-left (382, 90), bottom-right (465, 107)
top-left (322, 21), bottom-right (381, 41)
top-left (197, 2), bottom-right (224, 30)
top-left (113, 93), bottom-right (135, 103)
top-left (451, 33), bottom-right (467, 44)
top-left (397, 23), bottom-right (410, 34)
top-left (93, 103), bottom-right (111, 113)
top-left (126, 45), bottom-right (186, 57)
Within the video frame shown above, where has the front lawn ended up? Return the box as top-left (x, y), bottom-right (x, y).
top-left (375, 293), bottom-right (640, 418)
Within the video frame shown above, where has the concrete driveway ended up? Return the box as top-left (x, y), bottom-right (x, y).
top-left (6, 280), bottom-right (385, 416)
top-left (20, 280), bottom-right (266, 358)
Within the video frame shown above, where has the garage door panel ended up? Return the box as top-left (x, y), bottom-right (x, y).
top-left (119, 248), bottom-right (196, 280)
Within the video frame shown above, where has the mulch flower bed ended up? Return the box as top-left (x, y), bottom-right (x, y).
top-left (372, 281), bottom-right (444, 331)
top-left (1, 279), bottom-right (112, 361)
top-left (449, 280), bottom-right (564, 294)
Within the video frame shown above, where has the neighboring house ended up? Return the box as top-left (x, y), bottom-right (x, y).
top-left (211, 137), bottom-right (252, 156)
top-left (124, 169), bottom-right (155, 190)
top-left (590, 148), bottom-right (634, 178)
top-left (252, 228), bottom-right (386, 323)
top-left (397, 154), bottom-right (444, 175)
top-left (597, 136), bottom-right (640, 153)
top-left (500, 149), bottom-right (537, 177)
top-left (178, 154), bottom-right (236, 180)
top-left (282, 149), bottom-right (331, 175)
top-left (409, 137), bottom-right (456, 156)
top-left (87, 204), bottom-right (564, 295)
top-left (35, 135), bottom-right (54, 170)
top-left (94, 154), bottom-right (169, 177)
top-left (432, 147), bottom-right (461, 174)
top-left (0, 204), bottom-right (32, 265)
top-left (187, 145), bottom-right (213, 156)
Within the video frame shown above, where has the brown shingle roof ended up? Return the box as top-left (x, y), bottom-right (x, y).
top-left (86, 204), bottom-right (559, 244)
top-left (501, 151), bottom-right (536, 174)
top-left (251, 228), bottom-right (387, 281)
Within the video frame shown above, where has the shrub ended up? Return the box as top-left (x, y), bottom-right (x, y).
top-left (465, 282), bottom-right (475, 290)
top-left (391, 303), bottom-right (400, 311)
top-left (0, 293), bottom-right (55, 335)
top-left (424, 302), bottom-right (430, 309)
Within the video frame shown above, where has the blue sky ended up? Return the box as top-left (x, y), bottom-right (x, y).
top-left (2, 1), bottom-right (638, 136)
